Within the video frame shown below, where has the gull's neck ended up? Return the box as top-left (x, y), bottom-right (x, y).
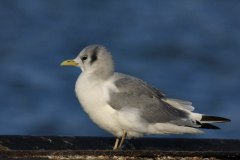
top-left (85, 62), bottom-right (114, 81)
top-left (81, 69), bottom-right (113, 84)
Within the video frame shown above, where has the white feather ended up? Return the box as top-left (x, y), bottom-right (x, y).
top-left (162, 98), bottom-right (194, 111)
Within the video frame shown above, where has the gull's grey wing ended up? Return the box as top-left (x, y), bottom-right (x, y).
top-left (108, 73), bottom-right (190, 123)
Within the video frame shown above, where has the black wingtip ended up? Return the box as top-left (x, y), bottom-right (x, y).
top-left (201, 115), bottom-right (231, 123)
top-left (200, 123), bottom-right (220, 129)
top-left (195, 120), bottom-right (221, 129)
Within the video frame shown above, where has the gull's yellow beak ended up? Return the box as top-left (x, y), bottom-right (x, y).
top-left (60, 60), bottom-right (78, 66)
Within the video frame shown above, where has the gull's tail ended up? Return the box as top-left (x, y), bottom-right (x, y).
top-left (162, 98), bottom-right (231, 130)
top-left (192, 113), bottom-right (231, 129)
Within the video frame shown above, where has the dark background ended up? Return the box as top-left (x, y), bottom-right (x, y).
top-left (0, 0), bottom-right (239, 139)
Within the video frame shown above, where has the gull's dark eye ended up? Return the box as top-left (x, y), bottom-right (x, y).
top-left (82, 56), bottom-right (87, 61)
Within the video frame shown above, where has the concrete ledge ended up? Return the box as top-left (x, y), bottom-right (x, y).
top-left (0, 136), bottom-right (239, 159)
top-left (0, 150), bottom-right (239, 160)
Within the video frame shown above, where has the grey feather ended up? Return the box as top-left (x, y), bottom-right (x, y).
top-left (108, 73), bottom-right (190, 123)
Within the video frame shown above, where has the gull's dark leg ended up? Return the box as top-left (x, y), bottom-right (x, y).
top-left (113, 137), bottom-right (119, 150)
top-left (118, 131), bottom-right (127, 150)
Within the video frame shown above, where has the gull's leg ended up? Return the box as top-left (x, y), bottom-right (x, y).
top-left (113, 137), bottom-right (120, 150)
top-left (118, 130), bottom-right (127, 150)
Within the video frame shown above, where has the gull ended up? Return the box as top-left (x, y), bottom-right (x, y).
top-left (61, 45), bottom-right (231, 150)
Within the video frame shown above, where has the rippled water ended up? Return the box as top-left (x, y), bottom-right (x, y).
top-left (0, 0), bottom-right (239, 139)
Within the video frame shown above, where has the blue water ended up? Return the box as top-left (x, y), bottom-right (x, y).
top-left (0, 0), bottom-right (239, 139)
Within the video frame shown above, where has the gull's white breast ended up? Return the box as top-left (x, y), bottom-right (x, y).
top-left (75, 72), bottom-right (123, 137)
